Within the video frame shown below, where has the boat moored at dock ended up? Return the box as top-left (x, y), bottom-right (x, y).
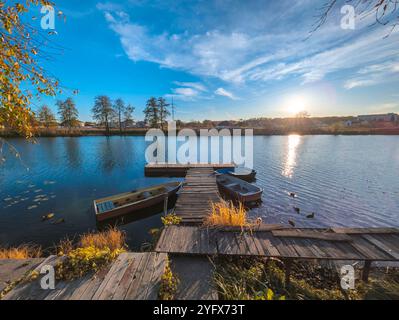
top-left (94, 182), bottom-right (182, 221)
top-left (216, 174), bottom-right (263, 204)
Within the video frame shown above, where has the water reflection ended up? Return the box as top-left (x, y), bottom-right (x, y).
top-left (282, 134), bottom-right (301, 178)
top-left (64, 138), bottom-right (81, 168)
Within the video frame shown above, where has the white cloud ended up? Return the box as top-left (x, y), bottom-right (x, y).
top-left (215, 88), bottom-right (238, 100)
top-left (165, 82), bottom-right (208, 101)
top-left (344, 60), bottom-right (399, 89)
top-left (96, 2), bottom-right (123, 11)
top-left (98, 2), bottom-right (399, 91)
top-left (173, 82), bottom-right (207, 92)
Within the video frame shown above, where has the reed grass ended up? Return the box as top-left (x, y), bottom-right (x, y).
top-left (55, 227), bottom-right (127, 280)
top-left (204, 200), bottom-right (249, 227)
top-left (79, 227), bottom-right (126, 251)
top-left (0, 245), bottom-right (42, 259)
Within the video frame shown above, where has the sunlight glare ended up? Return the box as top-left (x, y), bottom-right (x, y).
top-left (286, 95), bottom-right (307, 115)
top-left (282, 134), bottom-right (301, 178)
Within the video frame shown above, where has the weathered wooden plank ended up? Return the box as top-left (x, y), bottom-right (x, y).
top-left (332, 227), bottom-right (399, 234)
top-left (362, 234), bottom-right (399, 260)
top-left (3, 255), bottom-right (59, 300)
top-left (272, 229), bottom-right (352, 242)
top-left (111, 254), bottom-right (144, 300)
top-left (124, 252), bottom-right (153, 299)
top-left (143, 253), bottom-right (168, 300)
top-left (256, 232), bottom-right (280, 257)
top-left (349, 235), bottom-right (393, 260)
top-left (284, 238), bottom-right (318, 259)
top-left (94, 253), bottom-right (133, 300)
top-left (0, 259), bottom-right (44, 294)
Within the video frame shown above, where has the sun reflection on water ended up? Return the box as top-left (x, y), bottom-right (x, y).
top-left (282, 134), bottom-right (301, 178)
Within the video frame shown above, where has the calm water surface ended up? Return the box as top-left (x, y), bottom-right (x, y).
top-left (1, 135), bottom-right (398, 249)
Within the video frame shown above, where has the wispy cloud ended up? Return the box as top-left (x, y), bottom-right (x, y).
top-left (97, 0), bottom-right (399, 103)
top-left (165, 82), bottom-right (208, 101)
top-left (215, 88), bottom-right (238, 100)
top-left (344, 61), bottom-right (399, 89)
top-left (173, 82), bottom-right (207, 92)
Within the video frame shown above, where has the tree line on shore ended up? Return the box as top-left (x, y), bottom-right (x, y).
top-left (33, 95), bottom-right (173, 134)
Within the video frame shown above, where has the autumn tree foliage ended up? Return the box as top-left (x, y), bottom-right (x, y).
top-left (0, 0), bottom-right (62, 137)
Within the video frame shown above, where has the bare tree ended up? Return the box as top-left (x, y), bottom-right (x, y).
top-left (114, 98), bottom-right (125, 133)
top-left (37, 105), bottom-right (56, 128)
top-left (92, 96), bottom-right (114, 135)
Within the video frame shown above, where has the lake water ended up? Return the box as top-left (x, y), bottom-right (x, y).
top-left (1, 135), bottom-right (398, 250)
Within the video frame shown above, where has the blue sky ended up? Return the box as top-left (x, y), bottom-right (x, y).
top-left (35, 0), bottom-right (399, 122)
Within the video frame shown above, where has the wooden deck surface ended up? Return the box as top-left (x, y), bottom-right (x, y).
top-left (145, 163), bottom-right (234, 177)
top-left (2, 252), bottom-right (168, 300)
top-left (173, 167), bottom-right (221, 224)
top-left (0, 259), bottom-right (44, 294)
top-left (156, 225), bottom-right (399, 262)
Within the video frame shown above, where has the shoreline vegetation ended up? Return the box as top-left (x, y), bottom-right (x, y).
top-left (1, 126), bottom-right (399, 138)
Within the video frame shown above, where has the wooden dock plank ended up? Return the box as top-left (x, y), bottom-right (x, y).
top-left (2, 255), bottom-right (59, 300)
top-left (111, 253), bottom-right (144, 300)
top-left (272, 229), bottom-right (352, 242)
top-left (0, 259), bottom-right (44, 294)
top-left (362, 234), bottom-right (399, 260)
top-left (155, 226), bottom-right (399, 262)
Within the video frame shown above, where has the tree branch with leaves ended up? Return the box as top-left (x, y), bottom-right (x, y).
top-left (0, 0), bottom-right (65, 137)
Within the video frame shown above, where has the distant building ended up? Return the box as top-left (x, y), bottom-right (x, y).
top-left (84, 122), bottom-right (96, 127)
top-left (134, 121), bottom-right (148, 128)
top-left (344, 120), bottom-right (352, 127)
top-left (357, 113), bottom-right (398, 122)
top-left (122, 119), bottom-right (135, 128)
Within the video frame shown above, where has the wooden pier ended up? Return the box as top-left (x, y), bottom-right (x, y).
top-left (144, 163), bottom-right (234, 177)
top-left (2, 166), bottom-right (399, 300)
top-left (173, 167), bottom-right (221, 224)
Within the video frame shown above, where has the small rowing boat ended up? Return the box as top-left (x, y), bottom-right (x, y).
top-left (226, 167), bottom-right (256, 182)
top-left (94, 182), bottom-right (182, 221)
top-left (216, 174), bottom-right (263, 204)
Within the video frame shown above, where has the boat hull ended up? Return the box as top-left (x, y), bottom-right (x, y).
top-left (227, 170), bottom-right (256, 182)
top-left (216, 174), bottom-right (262, 204)
top-left (94, 183), bottom-right (181, 222)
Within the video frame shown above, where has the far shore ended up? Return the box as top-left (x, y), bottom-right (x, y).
top-left (1, 126), bottom-right (399, 138)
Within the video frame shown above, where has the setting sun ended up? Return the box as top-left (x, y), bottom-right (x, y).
top-left (285, 95), bottom-right (307, 115)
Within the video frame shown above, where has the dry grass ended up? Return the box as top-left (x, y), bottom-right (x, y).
top-left (0, 245), bottom-right (42, 259)
top-left (204, 200), bottom-right (249, 227)
top-left (56, 237), bottom-right (75, 255)
top-left (79, 227), bottom-right (126, 251)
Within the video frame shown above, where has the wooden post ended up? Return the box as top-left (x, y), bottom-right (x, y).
top-left (362, 260), bottom-right (372, 282)
top-left (284, 259), bottom-right (293, 287)
top-left (163, 196), bottom-right (169, 216)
